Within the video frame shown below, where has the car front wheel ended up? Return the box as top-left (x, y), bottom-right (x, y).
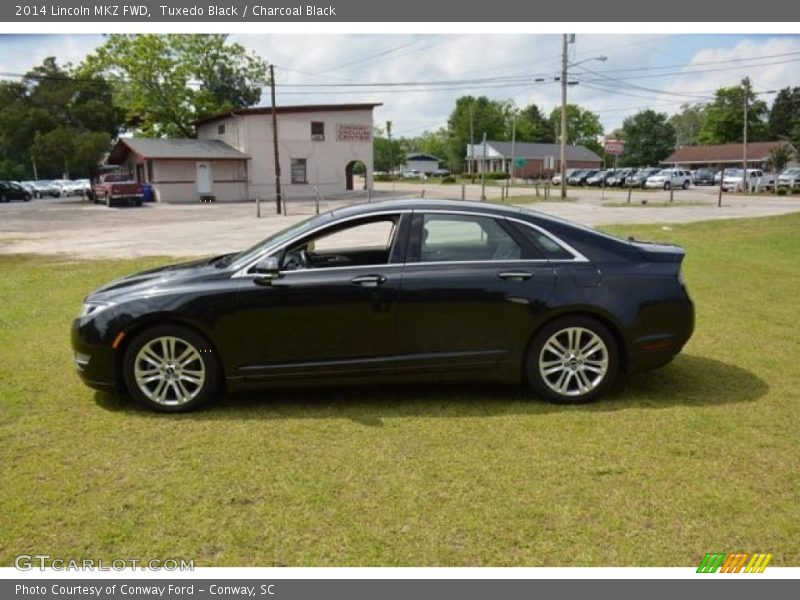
top-left (526, 317), bottom-right (619, 404)
top-left (123, 325), bottom-right (221, 412)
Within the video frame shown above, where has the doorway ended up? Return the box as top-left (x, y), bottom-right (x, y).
top-left (196, 162), bottom-right (212, 195)
top-left (345, 160), bottom-right (366, 191)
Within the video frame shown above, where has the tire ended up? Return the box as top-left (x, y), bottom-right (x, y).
top-left (0, 194), bottom-right (7, 203)
top-left (122, 324), bottom-right (221, 412)
top-left (525, 316), bottom-right (619, 405)
top-left (682, 180), bottom-right (690, 190)
top-left (663, 182), bottom-right (671, 191)
top-left (23, 193), bottom-right (31, 202)
top-left (105, 193), bottom-right (112, 208)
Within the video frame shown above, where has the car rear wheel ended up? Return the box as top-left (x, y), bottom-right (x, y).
top-left (123, 325), bottom-right (221, 412)
top-left (663, 182), bottom-right (671, 191)
top-left (525, 316), bottom-right (619, 404)
top-left (682, 180), bottom-right (690, 190)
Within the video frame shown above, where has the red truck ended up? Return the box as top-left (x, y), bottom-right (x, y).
top-left (91, 173), bottom-right (144, 207)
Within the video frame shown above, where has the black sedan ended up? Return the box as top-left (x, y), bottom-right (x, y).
top-left (72, 199), bottom-right (694, 412)
top-left (0, 181), bottom-right (32, 202)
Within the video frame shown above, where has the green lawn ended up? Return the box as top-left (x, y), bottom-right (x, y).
top-left (1, 213), bottom-right (799, 567)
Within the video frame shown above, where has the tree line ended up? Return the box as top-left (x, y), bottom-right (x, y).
top-left (377, 86), bottom-right (800, 173)
top-left (0, 34), bottom-right (267, 180)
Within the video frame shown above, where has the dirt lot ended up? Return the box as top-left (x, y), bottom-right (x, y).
top-left (1, 187), bottom-right (798, 259)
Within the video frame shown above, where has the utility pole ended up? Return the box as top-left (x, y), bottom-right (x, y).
top-left (559, 34), bottom-right (570, 199)
top-left (468, 102), bottom-right (475, 177)
top-left (510, 111), bottom-right (517, 184)
top-left (269, 64), bottom-right (282, 214)
top-left (31, 155), bottom-right (38, 181)
top-left (481, 132), bottom-right (487, 200)
top-left (742, 76), bottom-right (750, 194)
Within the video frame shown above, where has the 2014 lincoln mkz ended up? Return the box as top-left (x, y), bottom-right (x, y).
top-left (71, 199), bottom-right (694, 412)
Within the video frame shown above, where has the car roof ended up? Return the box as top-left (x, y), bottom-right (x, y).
top-left (330, 198), bottom-right (528, 220)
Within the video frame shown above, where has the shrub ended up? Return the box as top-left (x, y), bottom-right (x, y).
top-left (441, 176), bottom-right (456, 184)
top-left (776, 188), bottom-right (788, 196)
top-left (792, 186), bottom-right (800, 195)
top-left (484, 171), bottom-right (510, 180)
top-left (374, 174), bottom-right (394, 182)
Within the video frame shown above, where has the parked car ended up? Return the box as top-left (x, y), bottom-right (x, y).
top-left (402, 170), bottom-right (422, 179)
top-left (91, 173), bottom-right (144, 207)
top-left (72, 199), bottom-right (695, 412)
top-left (777, 167), bottom-right (800, 189)
top-left (33, 180), bottom-right (62, 198)
top-left (606, 168), bottom-right (635, 187)
top-left (721, 169), bottom-right (776, 192)
top-left (551, 169), bottom-right (579, 185)
top-left (692, 168), bottom-right (717, 186)
top-left (568, 169), bottom-right (598, 185)
top-left (628, 168), bottom-right (661, 188)
top-left (645, 169), bottom-right (693, 190)
top-left (0, 181), bottom-right (33, 202)
top-left (586, 169), bottom-right (614, 187)
top-left (432, 168), bottom-right (451, 177)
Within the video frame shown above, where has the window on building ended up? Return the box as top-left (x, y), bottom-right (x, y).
top-left (291, 158), bottom-right (308, 184)
top-left (311, 121), bottom-right (325, 141)
top-left (218, 124), bottom-right (226, 135)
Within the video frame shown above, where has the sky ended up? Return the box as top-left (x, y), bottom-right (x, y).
top-left (1, 33), bottom-right (799, 138)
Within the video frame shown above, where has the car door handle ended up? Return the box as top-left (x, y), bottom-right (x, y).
top-left (498, 271), bottom-right (534, 281)
top-left (350, 274), bottom-right (387, 287)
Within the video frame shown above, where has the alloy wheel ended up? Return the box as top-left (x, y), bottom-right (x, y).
top-left (538, 327), bottom-right (609, 397)
top-left (133, 336), bottom-right (206, 406)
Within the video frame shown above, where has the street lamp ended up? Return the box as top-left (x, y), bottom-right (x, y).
top-left (559, 34), bottom-right (607, 199)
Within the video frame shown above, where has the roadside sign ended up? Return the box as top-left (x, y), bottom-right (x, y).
top-left (604, 139), bottom-right (625, 155)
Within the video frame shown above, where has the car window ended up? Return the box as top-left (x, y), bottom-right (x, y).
top-left (420, 214), bottom-right (522, 262)
top-left (281, 216), bottom-right (398, 271)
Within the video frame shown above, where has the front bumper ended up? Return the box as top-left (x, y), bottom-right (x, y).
top-left (71, 319), bottom-right (118, 390)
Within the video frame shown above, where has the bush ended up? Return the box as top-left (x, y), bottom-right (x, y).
top-left (374, 174), bottom-right (394, 182)
top-left (441, 176), bottom-right (456, 184)
top-left (484, 171), bottom-right (510, 180)
top-left (792, 186), bottom-right (800, 195)
top-left (777, 188), bottom-right (788, 196)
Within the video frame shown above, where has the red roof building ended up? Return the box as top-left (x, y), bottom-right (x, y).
top-left (663, 141), bottom-right (797, 168)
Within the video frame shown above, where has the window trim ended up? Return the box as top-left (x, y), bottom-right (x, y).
top-left (232, 209), bottom-right (587, 279)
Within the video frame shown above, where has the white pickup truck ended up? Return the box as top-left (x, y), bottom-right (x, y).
top-left (721, 169), bottom-right (776, 192)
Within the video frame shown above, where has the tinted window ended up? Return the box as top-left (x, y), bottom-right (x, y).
top-left (421, 214), bottom-right (522, 262)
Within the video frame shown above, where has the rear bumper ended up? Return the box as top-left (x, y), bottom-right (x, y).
top-left (626, 298), bottom-right (695, 374)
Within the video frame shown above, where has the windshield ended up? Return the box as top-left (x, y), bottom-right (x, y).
top-left (228, 213), bottom-right (328, 269)
top-left (656, 169), bottom-right (671, 176)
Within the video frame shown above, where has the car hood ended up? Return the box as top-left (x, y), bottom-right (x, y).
top-left (86, 255), bottom-right (233, 302)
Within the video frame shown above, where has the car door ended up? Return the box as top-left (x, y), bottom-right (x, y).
top-left (394, 211), bottom-right (556, 374)
top-left (227, 212), bottom-right (410, 380)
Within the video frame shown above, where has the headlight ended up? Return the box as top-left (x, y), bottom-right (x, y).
top-left (79, 301), bottom-right (114, 318)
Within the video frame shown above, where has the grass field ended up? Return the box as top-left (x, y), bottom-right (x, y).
top-left (1, 213), bottom-right (799, 567)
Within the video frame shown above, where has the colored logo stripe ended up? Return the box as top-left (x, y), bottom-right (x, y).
top-left (697, 552), bottom-right (772, 573)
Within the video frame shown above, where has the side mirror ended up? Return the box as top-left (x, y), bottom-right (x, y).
top-left (253, 256), bottom-right (281, 285)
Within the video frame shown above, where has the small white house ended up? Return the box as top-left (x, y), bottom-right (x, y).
top-left (403, 152), bottom-right (442, 175)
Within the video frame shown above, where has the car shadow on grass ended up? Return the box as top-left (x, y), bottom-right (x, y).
top-left (93, 353), bottom-right (769, 424)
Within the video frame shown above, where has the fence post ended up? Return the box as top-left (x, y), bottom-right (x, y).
top-left (627, 183), bottom-right (632, 204)
top-left (256, 195), bottom-right (261, 218)
top-left (461, 184), bottom-right (465, 201)
top-left (367, 186), bottom-right (372, 203)
top-left (669, 183), bottom-right (674, 203)
top-left (283, 195), bottom-right (288, 216)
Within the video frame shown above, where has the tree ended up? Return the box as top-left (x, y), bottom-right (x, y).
top-left (0, 57), bottom-right (122, 179)
top-left (698, 84), bottom-right (769, 145)
top-left (669, 103), bottom-right (706, 147)
top-left (765, 143), bottom-right (793, 173)
top-left (515, 103), bottom-right (554, 143)
top-left (547, 104), bottom-right (604, 155)
top-left (618, 110), bottom-right (676, 167)
top-left (446, 96), bottom-right (509, 172)
top-left (373, 126), bottom-right (405, 173)
top-left (84, 34), bottom-right (268, 137)
top-left (769, 86), bottom-right (800, 148)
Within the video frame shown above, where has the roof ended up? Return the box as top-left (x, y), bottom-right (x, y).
top-left (664, 141), bottom-right (795, 164)
top-left (467, 141), bottom-right (602, 162)
top-left (405, 152), bottom-right (442, 162)
top-left (194, 103), bottom-right (383, 126)
top-left (107, 138), bottom-right (250, 163)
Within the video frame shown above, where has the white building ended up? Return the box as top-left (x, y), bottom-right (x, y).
top-left (403, 152), bottom-right (442, 175)
top-left (106, 103), bottom-right (381, 203)
top-left (197, 103), bottom-right (380, 200)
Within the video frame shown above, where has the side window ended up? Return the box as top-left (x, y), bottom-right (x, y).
top-left (281, 217), bottom-right (398, 271)
top-left (420, 214), bottom-right (522, 262)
